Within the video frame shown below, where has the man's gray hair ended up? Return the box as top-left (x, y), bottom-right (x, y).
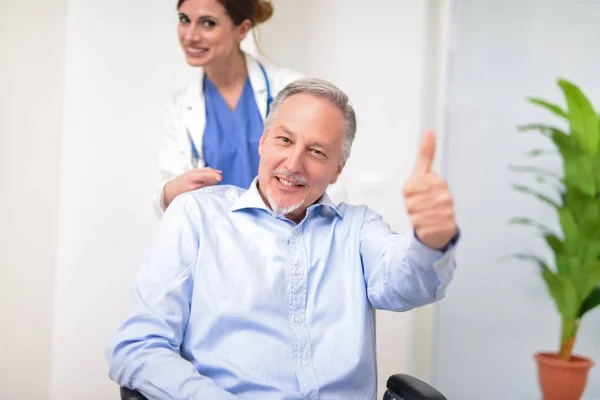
top-left (264, 77), bottom-right (357, 163)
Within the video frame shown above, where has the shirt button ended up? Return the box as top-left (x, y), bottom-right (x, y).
top-left (294, 315), bottom-right (301, 323)
top-left (295, 268), bottom-right (303, 276)
top-left (300, 360), bottom-right (308, 367)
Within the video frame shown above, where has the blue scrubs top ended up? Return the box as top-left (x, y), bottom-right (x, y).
top-left (202, 75), bottom-right (264, 189)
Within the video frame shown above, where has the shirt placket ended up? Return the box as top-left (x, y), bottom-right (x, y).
top-left (288, 225), bottom-right (319, 399)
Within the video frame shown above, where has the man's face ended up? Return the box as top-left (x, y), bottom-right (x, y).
top-left (257, 93), bottom-right (346, 222)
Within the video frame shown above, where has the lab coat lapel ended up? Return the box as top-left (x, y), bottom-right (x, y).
top-left (182, 70), bottom-right (207, 167)
top-left (246, 54), bottom-right (268, 122)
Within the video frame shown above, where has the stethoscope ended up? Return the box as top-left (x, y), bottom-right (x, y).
top-left (190, 62), bottom-right (273, 162)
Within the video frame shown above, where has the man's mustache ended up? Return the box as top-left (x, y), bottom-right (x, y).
top-left (272, 169), bottom-right (308, 186)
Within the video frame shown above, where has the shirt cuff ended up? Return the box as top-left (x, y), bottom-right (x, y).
top-left (408, 228), bottom-right (460, 296)
top-left (407, 232), bottom-right (444, 268)
top-left (413, 228), bottom-right (460, 253)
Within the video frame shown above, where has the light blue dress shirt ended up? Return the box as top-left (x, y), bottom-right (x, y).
top-left (106, 178), bottom-right (457, 400)
top-left (202, 76), bottom-right (264, 189)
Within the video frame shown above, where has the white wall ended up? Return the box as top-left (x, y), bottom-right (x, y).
top-left (48, 0), bottom-right (442, 399)
top-left (49, 1), bottom-right (190, 398)
top-left (432, 0), bottom-right (600, 398)
top-left (0, 1), bottom-right (65, 399)
top-left (255, 0), bottom-right (312, 71)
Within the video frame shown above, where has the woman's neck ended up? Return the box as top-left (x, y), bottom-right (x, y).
top-left (204, 49), bottom-right (247, 90)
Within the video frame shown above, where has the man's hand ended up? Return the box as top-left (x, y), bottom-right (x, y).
top-left (403, 131), bottom-right (457, 250)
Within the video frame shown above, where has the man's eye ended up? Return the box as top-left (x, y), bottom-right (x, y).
top-left (311, 149), bottom-right (326, 157)
top-left (278, 137), bottom-right (291, 143)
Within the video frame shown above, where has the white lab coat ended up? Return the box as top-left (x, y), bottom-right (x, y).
top-left (154, 51), bottom-right (347, 217)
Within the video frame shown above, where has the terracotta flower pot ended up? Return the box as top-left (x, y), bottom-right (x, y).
top-left (535, 352), bottom-right (594, 400)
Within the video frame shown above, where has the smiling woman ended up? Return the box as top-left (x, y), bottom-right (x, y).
top-left (153, 0), bottom-right (305, 217)
top-left (176, 0), bottom-right (271, 68)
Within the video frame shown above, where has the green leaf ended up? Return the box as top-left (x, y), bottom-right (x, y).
top-left (571, 260), bottom-right (600, 303)
top-left (555, 253), bottom-right (571, 275)
top-left (509, 217), bottom-right (556, 235)
top-left (522, 128), bottom-right (594, 195)
top-left (526, 149), bottom-right (557, 157)
top-left (499, 252), bottom-right (551, 272)
top-left (508, 165), bottom-right (563, 182)
top-left (563, 188), bottom-right (599, 232)
top-left (583, 224), bottom-right (600, 260)
top-left (560, 149), bottom-right (597, 197)
top-left (541, 269), bottom-right (580, 317)
top-left (518, 124), bottom-right (555, 137)
top-left (550, 127), bottom-right (577, 151)
top-left (511, 184), bottom-right (561, 208)
top-left (557, 79), bottom-right (600, 155)
top-left (584, 239), bottom-right (600, 261)
top-left (558, 208), bottom-right (579, 243)
top-left (518, 125), bottom-right (574, 152)
top-left (514, 80), bottom-right (600, 323)
top-left (528, 97), bottom-right (569, 119)
top-left (545, 233), bottom-right (565, 253)
top-left (579, 286), bottom-right (600, 318)
top-left (544, 234), bottom-right (571, 275)
top-left (594, 153), bottom-right (600, 194)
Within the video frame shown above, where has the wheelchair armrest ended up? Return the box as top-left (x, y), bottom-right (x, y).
top-left (120, 387), bottom-right (147, 400)
top-left (384, 374), bottom-right (447, 400)
top-left (119, 374), bottom-right (446, 400)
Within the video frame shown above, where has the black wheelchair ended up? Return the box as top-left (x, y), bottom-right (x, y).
top-left (119, 373), bottom-right (446, 400)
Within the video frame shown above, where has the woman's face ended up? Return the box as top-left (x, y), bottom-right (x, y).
top-left (177, 0), bottom-right (250, 67)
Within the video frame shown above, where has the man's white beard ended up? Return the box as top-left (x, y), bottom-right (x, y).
top-left (266, 186), bottom-right (305, 216)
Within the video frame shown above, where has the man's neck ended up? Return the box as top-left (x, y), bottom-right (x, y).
top-left (204, 49), bottom-right (247, 90)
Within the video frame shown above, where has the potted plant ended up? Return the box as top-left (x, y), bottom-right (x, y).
top-left (509, 78), bottom-right (600, 400)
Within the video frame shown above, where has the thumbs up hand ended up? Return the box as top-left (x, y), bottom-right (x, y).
top-left (403, 131), bottom-right (457, 250)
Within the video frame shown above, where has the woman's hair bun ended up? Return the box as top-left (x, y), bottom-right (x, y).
top-left (253, 0), bottom-right (273, 25)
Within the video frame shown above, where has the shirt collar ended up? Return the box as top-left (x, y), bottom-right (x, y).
top-left (230, 177), bottom-right (342, 219)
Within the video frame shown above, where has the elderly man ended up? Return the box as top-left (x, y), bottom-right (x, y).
top-left (107, 77), bottom-right (459, 400)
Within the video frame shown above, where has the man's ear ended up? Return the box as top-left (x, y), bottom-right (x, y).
top-left (330, 162), bottom-right (346, 185)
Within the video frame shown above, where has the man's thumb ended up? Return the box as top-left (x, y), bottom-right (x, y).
top-left (411, 131), bottom-right (436, 177)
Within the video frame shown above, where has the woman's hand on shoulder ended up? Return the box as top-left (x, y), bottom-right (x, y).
top-left (163, 168), bottom-right (222, 208)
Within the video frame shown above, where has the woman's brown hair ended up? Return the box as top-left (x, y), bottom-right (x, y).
top-left (176, 0), bottom-right (273, 26)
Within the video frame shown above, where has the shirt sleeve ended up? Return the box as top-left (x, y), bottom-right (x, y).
top-left (106, 195), bottom-right (238, 400)
top-left (359, 206), bottom-right (458, 312)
